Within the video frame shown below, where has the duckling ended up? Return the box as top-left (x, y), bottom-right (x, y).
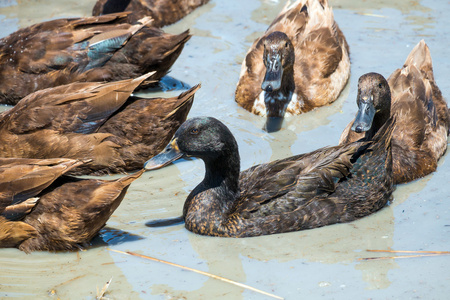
top-left (92, 0), bottom-right (210, 27)
top-left (235, 0), bottom-right (350, 132)
top-left (0, 73), bottom-right (200, 175)
top-left (144, 116), bottom-right (393, 237)
top-left (0, 158), bottom-right (144, 252)
top-left (339, 40), bottom-right (449, 184)
top-left (0, 12), bottom-right (191, 105)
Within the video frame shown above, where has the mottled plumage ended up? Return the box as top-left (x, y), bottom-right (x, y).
top-left (92, 0), bottom-right (210, 27)
top-left (340, 40), bottom-right (449, 184)
top-left (0, 73), bottom-right (200, 175)
top-left (0, 12), bottom-right (191, 105)
top-left (235, 0), bottom-right (350, 131)
top-left (0, 158), bottom-right (143, 252)
top-left (145, 117), bottom-right (394, 237)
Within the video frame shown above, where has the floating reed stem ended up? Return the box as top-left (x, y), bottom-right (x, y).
top-left (107, 248), bottom-right (283, 300)
top-left (358, 249), bottom-right (450, 261)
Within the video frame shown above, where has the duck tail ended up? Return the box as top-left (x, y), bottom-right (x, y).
top-left (404, 40), bottom-right (434, 81)
top-left (116, 169), bottom-right (145, 187)
top-left (164, 84), bottom-right (201, 120)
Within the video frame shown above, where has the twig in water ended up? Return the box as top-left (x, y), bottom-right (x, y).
top-left (97, 277), bottom-right (112, 300)
top-left (366, 249), bottom-right (450, 254)
top-left (358, 249), bottom-right (450, 261)
top-left (107, 248), bottom-right (283, 300)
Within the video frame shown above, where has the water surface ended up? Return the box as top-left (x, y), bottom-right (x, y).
top-left (0, 0), bottom-right (449, 299)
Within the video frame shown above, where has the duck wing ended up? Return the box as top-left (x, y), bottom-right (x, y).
top-left (0, 158), bottom-right (83, 219)
top-left (236, 142), bottom-right (360, 216)
top-left (3, 73), bottom-right (153, 135)
top-left (19, 169), bottom-right (143, 252)
top-left (0, 13), bottom-right (191, 104)
top-left (98, 85), bottom-right (199, 169)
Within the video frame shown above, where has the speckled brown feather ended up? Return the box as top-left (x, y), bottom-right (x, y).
top-left (340, 40), bottom-right (449, 184)
top-left (18, 169), bottom-right (144, 252)
top-left (0, 216), bottom-right (38, 248)
top-left (235, 0), bottom-right (350, 115)
top-left (0, 13), bottom-right (191, 104)
top-left (0, 76), bottom-right (199, 175)
top-left (92, 0), bottom-right (210, 27)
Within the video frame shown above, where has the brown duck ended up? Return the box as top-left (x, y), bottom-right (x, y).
top-left (340, 40), bottom-right (449, 184)
top-left (0, 158), bottom-right (143, 252)
top-left (0, 73), bottom-right (200, 175)
top-left (144, 116), bottom-right (394, 237)
top-left (235, 0), bottom-right (350, 132)
top-left (0, 12), bottom-right (191, 105)
top-left (93, 0), bottom-right (210, 27)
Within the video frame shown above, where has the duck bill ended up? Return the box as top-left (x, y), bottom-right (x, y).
top-left (261, 55), bottom-right (282, 92)
top-left (144, 138), bottom-right (184, 170)
top-left (264, 116), bottom-right (284, 133)
top-left (351, 101), bottom-right (376, 133)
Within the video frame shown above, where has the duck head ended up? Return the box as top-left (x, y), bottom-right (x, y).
top-left (352, 73), bottom-right (391, 138)
top-left (144, 117), bottom-right (240, 171)
top-left (261, 31), bottom-right (295, 132)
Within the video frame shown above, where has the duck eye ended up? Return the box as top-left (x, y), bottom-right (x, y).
top-left (378, 83), bottom-right (383, 88)
top-left (190, 128), bottom-right (199, 135)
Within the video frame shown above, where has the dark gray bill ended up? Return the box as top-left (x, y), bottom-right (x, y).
top-left (261, 55), bottom-right (282, 92)
top-left (144, 138), bottom-right (184, 170)
top-left (351, 101), bottom-right (375, 133)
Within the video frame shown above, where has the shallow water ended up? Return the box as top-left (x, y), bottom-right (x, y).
top-left (0, 0), bottom-right (449, 299)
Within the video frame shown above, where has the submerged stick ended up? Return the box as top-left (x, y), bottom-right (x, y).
top-left (107, 248), bottom-right (283, 300)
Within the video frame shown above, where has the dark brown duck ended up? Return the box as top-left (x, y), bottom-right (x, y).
top-left (0, 12), bottom-right (191, 105)
top-left (0, 73), bottom-right (200, 175)
top-left (0, 158), bottom-right (142, 252)
top-left (144, 116), bottom-right (394, 237)
top-left (235, 0), bottom-right (350, 132)
top-left (340, 40), bottom-right (449, 184)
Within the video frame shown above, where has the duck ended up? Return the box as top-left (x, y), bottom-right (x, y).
top-left (0, 157), bottom-right (144, 252)
top-left (235, 0), bottom-right (350, 132)
top-left (339, 40), bottom-right (450, 184)
top-left (0, 73), bottom-right (201, 175)
top-left (144, 116), bottom-right (394, 237)
top-left (92, 0), bottom-right (210, 27)
top-left (0, 12), bottom-right (191, 105)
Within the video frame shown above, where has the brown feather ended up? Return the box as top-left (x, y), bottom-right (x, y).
top-left (92, 0), bottom-right (210, 27)
top-left (0, 13), bottom-right (191, 104)
top-left (18, 169), bottom-right (144, 252)
top-left (0, 76), bottom-right (199, 175)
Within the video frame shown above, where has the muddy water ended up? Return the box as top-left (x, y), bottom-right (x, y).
top-left (1, 0), bottom-right (449, 299)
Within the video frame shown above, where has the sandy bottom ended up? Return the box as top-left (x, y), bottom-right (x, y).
top-left (0, 0), bottom-right (449, 299)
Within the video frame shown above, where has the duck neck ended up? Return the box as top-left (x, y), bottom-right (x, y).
top-left (183, 150), bottom-right (241, 224)
top-left (365, 95), bottom-right (392, 140)
top-left (264, 66), bottom-right (295, 118)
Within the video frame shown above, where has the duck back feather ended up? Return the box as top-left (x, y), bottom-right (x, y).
top-left (0, 13), bottom-right (191, 104)
top-left (92, 0), bottom-right (210, 27)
